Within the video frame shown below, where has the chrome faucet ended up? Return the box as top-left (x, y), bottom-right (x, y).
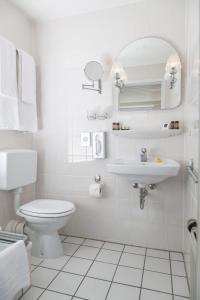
top-left (140, 148), bottom-right (147, 162)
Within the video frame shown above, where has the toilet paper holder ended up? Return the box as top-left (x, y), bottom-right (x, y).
top-left (94, 174), bottom-right (101, 183)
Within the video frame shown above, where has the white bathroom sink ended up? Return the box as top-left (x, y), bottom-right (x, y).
top-left (107, 159), bottom-right (180, 184)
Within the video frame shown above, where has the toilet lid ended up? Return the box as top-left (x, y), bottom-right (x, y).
top-left (19, 199), bottom-right (75, 217)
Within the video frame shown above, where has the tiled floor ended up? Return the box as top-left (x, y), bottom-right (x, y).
top-left (19, 236), bottom-right (190, 300)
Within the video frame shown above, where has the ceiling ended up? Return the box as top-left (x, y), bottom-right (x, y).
top-left (9, 0), bottom-right (143, 22)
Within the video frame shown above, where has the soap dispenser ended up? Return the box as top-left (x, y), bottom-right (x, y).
top-left (92, 132), bottom-right (106, 159)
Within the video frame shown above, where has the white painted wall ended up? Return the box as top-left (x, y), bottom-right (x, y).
top-left (0, 0), bottom-right (35, 226)
top-left (34, 0), bottom-right (186, 250)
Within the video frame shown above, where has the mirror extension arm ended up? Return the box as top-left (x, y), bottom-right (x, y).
top-left (82, 79), bottom-right (102, 94)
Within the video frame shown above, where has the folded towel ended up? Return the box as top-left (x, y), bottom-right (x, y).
top-left (0, 240), bottom-right (31, 300)
top-left (0, 96), bottom-right (19, 130)
top-left (0, 36), bottom-right (17, 100)
top-left (17, 49), bottom-right (36, 104)
top-left (0, 36), bottom-right (19, 130)
top-left (17, 49), bottom-right (38, 132)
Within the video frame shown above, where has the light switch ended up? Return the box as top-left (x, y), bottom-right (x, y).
top-left (81, 132), bottom-right (91, 147)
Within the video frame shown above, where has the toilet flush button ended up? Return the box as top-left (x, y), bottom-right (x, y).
top-left (81, 132), bottom-right (91, 147)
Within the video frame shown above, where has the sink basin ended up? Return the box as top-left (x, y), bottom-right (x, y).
top-left (107, 159), bottom-right (180, 184)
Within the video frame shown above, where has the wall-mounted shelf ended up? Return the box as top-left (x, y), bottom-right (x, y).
top-left (111, 128), bottom-right (183, 139)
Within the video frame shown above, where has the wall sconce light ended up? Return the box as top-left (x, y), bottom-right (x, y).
top-left (111, 63), bottom-right (127, 90)
top-left (165, 54), bottom-right (181, 90)
top-left (115, 72), bottom-right (125, 89)
top-left (167, 66), bottom-right (177, 90)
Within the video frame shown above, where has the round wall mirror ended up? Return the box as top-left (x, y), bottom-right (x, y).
top-left (84, 61), bottom-right (104, 81)
top-left (113, 37), bottom-right (181, 110)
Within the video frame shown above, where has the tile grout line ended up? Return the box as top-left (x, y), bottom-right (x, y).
top-left (139, 247), bottom-right (147, 300)
top-left (20, 258), bottom-right (45, 297)
top-left (35, 238), bottom-right (86, 300)
top-left (35, 257), bottom-right (188, 278)
top-left (64, 235), bottom-right (185, 258)
top-left (169, 251), bottom-right (175, 300)
top-left (31, 282), bottom-right (189, 299)
top-left (22, 237), bottom-right (127, 299)
top-left (181, 252), bottom-right (190, 294)
top-left (72, 240), bottom-right (106, 298)
top-left (21, 236), bottom-right (189, 300)
top-left (104, 243), bottom-right (125, 300)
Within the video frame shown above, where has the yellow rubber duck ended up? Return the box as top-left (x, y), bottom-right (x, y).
top-left (155, 156), bottom-right (162, 163)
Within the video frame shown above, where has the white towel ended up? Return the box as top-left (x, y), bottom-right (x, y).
top-left (17, 49), bottom-right (38, 132)
top-left (0, 240), bottom-right (31, 300)
top-left (0, 36), bottom-right (17, 100)
top-left (17, 49), bottom-right (36, 104)
top-left (0, 36), bottom-right (19, 130)
top-left (0, 97), bottom-right (19, 130)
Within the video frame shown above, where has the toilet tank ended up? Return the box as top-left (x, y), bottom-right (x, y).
top-left (0, 149), bottom-right (37, 190)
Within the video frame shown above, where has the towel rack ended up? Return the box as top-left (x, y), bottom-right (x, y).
top-left (187, 160), bottom-right (199, 184)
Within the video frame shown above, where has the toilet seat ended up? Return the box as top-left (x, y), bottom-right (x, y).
top-left (18, 199), bottom-right (75, 218)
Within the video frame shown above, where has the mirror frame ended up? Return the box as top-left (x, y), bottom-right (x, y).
top-left (113, 36), bottom-right (182, 111)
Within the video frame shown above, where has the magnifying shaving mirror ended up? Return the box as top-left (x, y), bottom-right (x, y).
top-left (82, 61), bottom-right (104, 94)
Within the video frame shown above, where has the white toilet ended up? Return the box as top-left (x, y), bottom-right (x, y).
top-left (0, 149), bottom-right (76, 258)
top-left (17, 199), bottom-right (75, 258)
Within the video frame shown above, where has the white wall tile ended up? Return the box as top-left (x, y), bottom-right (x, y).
top-left (35, 0), bottom-right (187, 251)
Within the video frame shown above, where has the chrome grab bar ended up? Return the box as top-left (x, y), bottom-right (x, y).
top-left (187, 160), bottom-right (198, 184)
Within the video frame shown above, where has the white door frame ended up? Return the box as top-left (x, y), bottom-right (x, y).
top-left (196, 1), bottom-right (200, 298)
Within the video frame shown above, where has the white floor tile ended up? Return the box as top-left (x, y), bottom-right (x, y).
top-left (119, 252), bottom-right (144, 269)
top-left (87, 261), bottom-right (116, 281)
top-left (23, 284), bottom-right (31, 295)
top-left (96, 249), bottom-right (121, 264)
top-left (124, 245), bottom-right (146, 255)
top-left (40, 256), bottom-right (71, 270)
top-left (171, 261), bottom-right (186, 276)
top-left (83, 239), bottom-right (104, 248)
top-left (113, 265), bottom-right (143, 287)
top-left (63, 243), bottom-right (80, 256)
top-left (48, 272), bottom-right (83, 296)
top-left (31, 256), bottom-right (43, 266)
top-left (40, 290), bottom-right (72, 299)
top-left (65, 237), bottom-right (85, 245)
top-left (14, 289), bottom-right (23, 300)
top-left (103, 242), bottom-right (124, 252)
top-left (31, 265), bottom-right (37, 272)
top-left (170, 252), bottom-right (183, 261)
top-left (145, 256), bottom-right (171, 274)
top-left (60, 235), bottom-right (67, 241)
top-left (76, 277), bottom-right (110, 300)
top-left (21, 287), bottom-right (44, 300)
top-left (63, 257), bottom-right (93, 275)
top-left (74, 246), bottom-right (99, 260)
top-left (107, 283), bottom-right (140, 300)
top-left (142, 270), bottom-right (172, 293)
top-left (140, 289), bottom-right (173, 300)
top-left (147, 249), bottom-right (169, 259)
top-left (31, 267), bottom-right (58, 288)
top-left (172, 276), bottom-right (190, 297)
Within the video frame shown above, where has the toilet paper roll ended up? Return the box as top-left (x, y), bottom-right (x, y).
top-left (89, 182), bottom-right (103, 198)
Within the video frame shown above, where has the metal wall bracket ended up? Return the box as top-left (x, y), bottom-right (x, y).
top-left (187, 160), bottom-right (198, 184)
